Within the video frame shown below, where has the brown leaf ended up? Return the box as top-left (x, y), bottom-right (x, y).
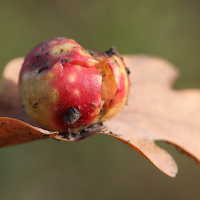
top-left (0, 117), bottom-right (58, 148)
top-left (104, 55), bottom-right (200, 177)
top-left (1, 55), bottom-right (200, 177)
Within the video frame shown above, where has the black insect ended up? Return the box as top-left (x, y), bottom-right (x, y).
top-left (125, 67), bottom-right (131, 75)
top-left (105, 46), bottom-right (118, 57)
top-left (63, 106), bottom-right (80, 125)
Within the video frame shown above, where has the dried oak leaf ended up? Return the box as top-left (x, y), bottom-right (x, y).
top-left (1, 56), bottom-right (200, 177)
top-left (0, 117), bottom-right (58, 148)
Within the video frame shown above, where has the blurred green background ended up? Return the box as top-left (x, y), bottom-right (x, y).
top-left (0, 0), bottom-right (200, 199)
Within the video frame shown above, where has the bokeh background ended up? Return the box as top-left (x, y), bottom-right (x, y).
top-left (0, 0), bottom-right (200, 199)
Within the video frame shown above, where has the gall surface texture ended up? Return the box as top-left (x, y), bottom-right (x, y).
top-left (19, 38), bottom-right (130, 133)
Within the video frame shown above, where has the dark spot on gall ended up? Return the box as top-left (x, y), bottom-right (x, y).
top-left (33, 102), bottom-right (38, 108)
top-left (33, 53), bottom-right (41, 58)
top-left (65, 59), bottom-right (71, 62)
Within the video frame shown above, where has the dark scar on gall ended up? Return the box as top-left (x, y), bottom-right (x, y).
top-left (63, 106), bottom-right (80, 125)
top-left (38, 66), bottom-right (49, 73)
top-left (99, 108), bottom-right (105, 115)
top-left (33, 102), bottom-right (38, 108)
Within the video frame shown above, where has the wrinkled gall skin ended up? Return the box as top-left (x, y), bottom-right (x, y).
top-left (19, 38), bottom-right (130, 133)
